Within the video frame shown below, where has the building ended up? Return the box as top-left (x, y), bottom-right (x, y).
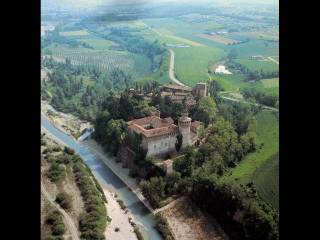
top-left (126, 110), bottom-right (201, 157)
top-left (192, 82), bottom-right (208, 99)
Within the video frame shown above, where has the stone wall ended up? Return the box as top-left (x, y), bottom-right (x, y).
top-left (145, 135), bottom-right (177, 157)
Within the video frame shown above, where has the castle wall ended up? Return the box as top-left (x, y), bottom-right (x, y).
top-left (145, 134), bottom-right (177, 157)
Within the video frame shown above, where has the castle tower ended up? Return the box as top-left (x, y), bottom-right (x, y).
top-left (178, 108), bottom-right (191, 148)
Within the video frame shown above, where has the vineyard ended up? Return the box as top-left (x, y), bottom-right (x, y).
top-left (52, 50), bottom-right (134, 71)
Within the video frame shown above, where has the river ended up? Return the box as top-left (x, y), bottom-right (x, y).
top-left (41, 114), bottom-right (163, 240)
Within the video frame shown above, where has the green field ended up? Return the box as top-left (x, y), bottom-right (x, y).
top-left (261, 78), bottom-right (279, 88)
top-left (59, 30), bottom-right (89, 36)
top-left (174, 46), bottom-right (224, 86)
top-left (253, 152), bottom-right (279, 210)
top-left (222, 111), bottom-right (279, 185)
top-left (77, 38), bottom-right (117, 50)
top-left (235, 59), bottom-right (278, 72)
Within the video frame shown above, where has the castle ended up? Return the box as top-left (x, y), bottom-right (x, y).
top-left (126, 110), bottom-right (201, 157)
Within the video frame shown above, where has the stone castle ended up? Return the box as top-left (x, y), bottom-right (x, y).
top-left (126, 109), bottom-right (201, 157)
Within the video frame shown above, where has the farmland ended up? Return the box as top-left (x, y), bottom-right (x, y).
top-left (235, 58), bottom-right (279, 72)
top-left (261, 78), bottom-right (279, 88)
top-left (197, 34), bottom-right (240, 45)
top-left (59, 30), bottom-right (89, 36)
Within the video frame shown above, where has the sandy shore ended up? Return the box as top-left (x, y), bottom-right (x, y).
top-left (103, 189), bottom-right (137, 240)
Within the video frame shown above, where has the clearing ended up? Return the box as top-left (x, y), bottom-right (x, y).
top-left (161, 197), bottom-right (227, 240)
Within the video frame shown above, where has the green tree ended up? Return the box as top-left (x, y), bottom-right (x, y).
top-left (193, 96), bottom-right (218, 127)
top-left (175, 133), bottom-right (183, 152)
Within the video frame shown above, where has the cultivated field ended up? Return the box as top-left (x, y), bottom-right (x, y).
top-left (59, 30), bottom-right (89, 37)
top-left (261, 78), bottom-right (279, 88)
top-left (235, 59), bottom-right (279, 72)
top-left (197, 34), bottom-right (240, 45)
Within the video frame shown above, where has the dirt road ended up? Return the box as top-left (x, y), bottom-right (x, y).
top-left (41, 180), bottom-right (80, 240)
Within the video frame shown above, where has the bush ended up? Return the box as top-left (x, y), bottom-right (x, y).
top-left (117, 199), bottom-right (126, 210)
top-left (64, 146), bottom-right (75, 155)
top-left (46, 210), bottom-right (65, 237)
top-left (134, 226), bottom-right (144, 240)
top-left (48, 163), bottom-right (65, 182)
top-left (56, 192), bottom-right (72, 210)
top-left (155, 213), bottom-right (175, 240)
top-left (51, 223), bottom-right (65, 236)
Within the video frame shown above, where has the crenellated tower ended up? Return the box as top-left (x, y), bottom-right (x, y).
top-left (178, 108), bottom-right (191, 148)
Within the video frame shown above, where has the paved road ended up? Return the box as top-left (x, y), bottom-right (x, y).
top-left (168, 49), bottom-right (188, 87)
top-left (41, 180), bottom-right (80, 240)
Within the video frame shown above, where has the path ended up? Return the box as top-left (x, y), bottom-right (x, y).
top-left (41, 180), bottom-right (80, 240)
top-left (153, 197), bottom-right (182, 214)
top-left (267, 56), bottom-right (279, 65)
top-left (168, 49), bottom-right (187, 87)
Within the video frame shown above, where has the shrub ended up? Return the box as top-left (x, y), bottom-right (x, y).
top-left (48, 163), bottom-right (65, 182)
top-left (56, 192), bottom-right (72, 210)
top-left (134, 226), bottom-right (144, 240)
top-left (46, 210), bottom-right (65, 237)
top-left (64, 146), bottom-right (75, 155)
top-left (51, 223), bottom-right (65, 236)
top-left (155, 213), bottom-right (175, 240)
top-left (117, 199), bottom-right (126, 210)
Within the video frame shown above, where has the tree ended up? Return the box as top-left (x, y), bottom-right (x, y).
top-left (193, 96), bottom-right (218, 127)
top-left (175, 133), bottom-right (183, 152)
top-left (228, 49), bottom-right (238, 59)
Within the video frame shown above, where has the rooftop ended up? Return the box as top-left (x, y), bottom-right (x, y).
top-left (127, 116), bottom-right (178, 138)
top-left (161, 83), bottom-right (192, 92)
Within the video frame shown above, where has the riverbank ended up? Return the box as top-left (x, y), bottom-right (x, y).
top-left (82, 138), bottom-right (155, 213)
top-left (41, 124), bottom-right (138, 240)
top-left (41, 100), bottom-right (92, 139)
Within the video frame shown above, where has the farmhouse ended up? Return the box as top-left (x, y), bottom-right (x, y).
top-left (126, 110), bottom-right (201, 157)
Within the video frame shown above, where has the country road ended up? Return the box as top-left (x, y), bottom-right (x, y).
top-left (168, 49), bottom-right (188, 87)
top-left (218, 95), bottom-right (279, 112)
top-left (41, 180), bottom-right (80, 240)
top-left (267, 56), bottom-right (279, 65)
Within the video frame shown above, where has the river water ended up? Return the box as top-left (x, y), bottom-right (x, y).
top-left (41, 114), bottom-right (162, 240)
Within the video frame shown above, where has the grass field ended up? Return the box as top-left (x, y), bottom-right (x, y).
top-left (261, 78), bottom-right (279, 88)
top-left (222, 111), bottom-right (279, 185)
top-left (253, 152), bottom-right (279, 210)
top-left (174, 46), bottom-right (224, 86)
top-left (77, 38), bottom-right (117, 50)
top-left (59, 30), bottom-right (89, 36)
top-left (197, 34), bottom-right (240, 45)
top-left (235, 59), bottom-right (279, 72)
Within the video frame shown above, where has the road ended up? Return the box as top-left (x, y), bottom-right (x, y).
top-left (168, 49), bottom-right (188, 87)
top-left (41, 180), bottom-right (80, 240)
top-left (267, 56), bottom-right (279, 65)
top-left (218, 95), bottom-right (279, 112)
